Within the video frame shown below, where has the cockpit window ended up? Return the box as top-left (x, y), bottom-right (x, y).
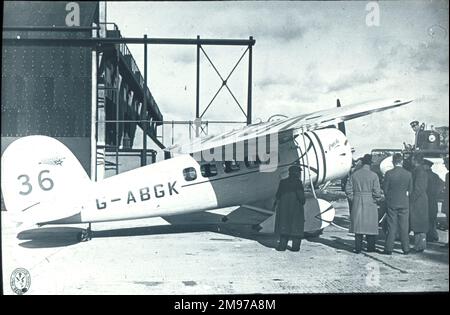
top-left (223, 160), bottom-right (240, 173)
top-left (201, 163), bottom-right (218, 177)
top-left (183, 167), bottom-right (197, 181)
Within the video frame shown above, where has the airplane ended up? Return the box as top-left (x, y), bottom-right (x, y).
top-left (1, 98), bottom-right (412, 242)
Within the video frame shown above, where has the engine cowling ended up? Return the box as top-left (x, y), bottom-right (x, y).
top-left (293, 128), bottom-right (353, 187)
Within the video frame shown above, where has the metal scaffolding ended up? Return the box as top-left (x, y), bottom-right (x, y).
top-left (4, 25), bottom-right (256, 176)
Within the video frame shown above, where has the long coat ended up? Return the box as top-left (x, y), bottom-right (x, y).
top-left (426, 170), bottom-right (444, 219)
top-left (275, 177), bottom-right (306, 237)
top-left (410, 165), bottom-right (429, 233)
top-left (345, 165), bottom-right (382, 235)
top-left (383, 166), bottom-right (413, 209)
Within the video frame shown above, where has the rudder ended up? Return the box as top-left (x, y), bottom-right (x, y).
top-left (1, 136), bottom-right (90, 216)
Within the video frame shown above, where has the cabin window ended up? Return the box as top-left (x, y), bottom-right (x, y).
top-left (223, 160), bottom-right (240, 173)
top-left (183, 167), bottom-right (197, 181)
top-left (201, 163), bottom-right (218, 177)
top-left (244, 156), bottom-right (260, 169)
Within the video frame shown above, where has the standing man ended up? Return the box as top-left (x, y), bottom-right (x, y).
top-left (410, 120), bottom-right (420, 149)
top-left (424, 159), bottom-right (444, 242)
top-left (345, 154), bottom-right (383, 253)
top-left (383, 153), bottom-right (413, 255)
top-left (274, 165), bottom-right (306, 252)
top-left (410, 154), bottom-right (429, 252)
top-left (342, 158), bottom-right (363, 211)
top-left (442, 156), bottom-right (449, 248)
top-left (410, 120), bottom-right (427, 150)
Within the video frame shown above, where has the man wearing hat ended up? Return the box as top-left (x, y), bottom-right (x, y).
top-left (410, 154), bottom-right (429, 252)
top-left (383, 153), bottom-right (413, 255)
top-left (410, 120), bottom-right (426, 150)
top-left (274, 165), bottom-right (306, 252)
top-left (345, 154), bottom-right (383, 253)
top-left (410, 120), bottom-right (420, 133)
top-left (424, 159), bottom-right (444, 242)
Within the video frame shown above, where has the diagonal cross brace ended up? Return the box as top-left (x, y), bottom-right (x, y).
top-left (200, 46), bottom-right (249, 118)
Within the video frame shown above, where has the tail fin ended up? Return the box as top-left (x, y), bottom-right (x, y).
top-left (1, 136), bottom-right (90, 225)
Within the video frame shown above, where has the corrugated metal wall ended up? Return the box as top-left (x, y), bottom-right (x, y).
top-left (1, 1), bottom-right (99, 175)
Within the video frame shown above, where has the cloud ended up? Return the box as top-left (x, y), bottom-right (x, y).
top-left (326, 72), bottom-right (384, 93)
top-left (263, 22), bottom-right (308, 42)
top-left (168, 50), bottom-right (196, 65)
top-left (289, 91), bottom-right (318, 103)
top-left (256, 76), bottom-right (295, 89)
top-left (410, 41), bottom-right (449, 72)
top-left (206, 7), bottom-right (324, 44)
top-left (255, 62), bottom-right (323, 103)
top-left (377, 40), bottom-right (448, 74)
top-left (252, 18), bottom-right (324, 43)
top-left (255, 63), bottom-right (320, 91)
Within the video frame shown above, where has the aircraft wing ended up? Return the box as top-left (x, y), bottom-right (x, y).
top-left (167, 98), bottom-right (412, 154)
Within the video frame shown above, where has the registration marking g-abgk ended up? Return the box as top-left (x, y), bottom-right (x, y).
top-left (96, 181), bottom-right (179, 210)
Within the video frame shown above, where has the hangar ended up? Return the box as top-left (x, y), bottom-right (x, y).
top-left (1, 1), bottom-right (163, 181)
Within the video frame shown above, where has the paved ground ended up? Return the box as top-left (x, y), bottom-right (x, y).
top-left (2, 199), bottom-right (449, 294)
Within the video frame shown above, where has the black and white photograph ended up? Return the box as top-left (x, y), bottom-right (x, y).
top-left (1, 0), bottom-right (449, 299)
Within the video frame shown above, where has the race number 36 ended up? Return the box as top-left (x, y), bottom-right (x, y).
top-left (17, 170), bottom-right (54, 195)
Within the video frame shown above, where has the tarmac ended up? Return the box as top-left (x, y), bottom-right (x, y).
top-left (2, 199), bottom-right (449, 294)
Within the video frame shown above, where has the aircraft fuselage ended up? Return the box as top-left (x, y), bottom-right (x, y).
top-left (65, 128), bottom-right (352, 224)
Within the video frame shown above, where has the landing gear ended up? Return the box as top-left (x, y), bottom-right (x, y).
top-left (77, 223), bottom-right (92, 242)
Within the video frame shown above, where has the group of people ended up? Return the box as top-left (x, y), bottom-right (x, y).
top-left (345, 153), bottom-right (448, 255)
top-left (272, 154), bottom-right (449, 254)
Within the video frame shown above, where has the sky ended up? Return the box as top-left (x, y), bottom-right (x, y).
top-left (108, 0), bottom-right (449, 157)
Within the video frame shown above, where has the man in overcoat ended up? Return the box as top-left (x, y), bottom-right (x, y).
top-left (345, 154), bottom-right (383, 253)
top-left (383, 153), bottom-right (413, 255)
top-left (410, 154), bottom-right (429, 252)
top-left (274, 165), bottom-right (306, 252)
top-left (423, 159), bottom-right (444, 242)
